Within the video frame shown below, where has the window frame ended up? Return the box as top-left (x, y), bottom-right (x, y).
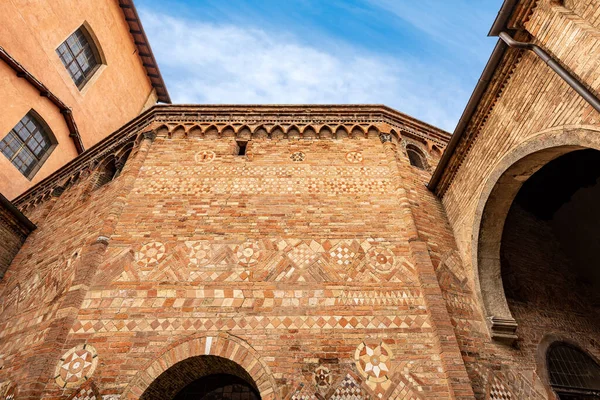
top-left (56, 23), bottom-right (104, 90)
top-left (0, 110), bottom-right (58, 180)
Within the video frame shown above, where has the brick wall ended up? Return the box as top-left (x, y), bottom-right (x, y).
top-left (0, 113), bottom-right (467, 400)
top-left (436, 0), bottom-right (600, 398)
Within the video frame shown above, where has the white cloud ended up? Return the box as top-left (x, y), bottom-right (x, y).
top-left (141, 10), bottom-right (471, 131)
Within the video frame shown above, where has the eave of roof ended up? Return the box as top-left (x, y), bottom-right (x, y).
top-left (118, 0), bottom-right (171, 104)
top-left (0, 45), bottom-right (85, 154)
top-left (428, 0), bottom-right (519, 194)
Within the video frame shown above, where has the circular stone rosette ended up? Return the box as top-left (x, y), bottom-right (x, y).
top-left (355, 342), bottom-right (392, 383)
top-left (236, 241), bottom-right (261, 266)
top-left (195, 150), bottom-right (216, 163)
top-left (346, 151), bottom-right (363, 163)
top-left (313, 365), bottom-right (332, 389)
top-left (290, 152), bottom-right (305, 162)
top-left (54, 344), bottom-right (98, 388)
top-left (367, 247), bottom-right (395, 273)
top-left (136, 242), bottom-right (166, 267)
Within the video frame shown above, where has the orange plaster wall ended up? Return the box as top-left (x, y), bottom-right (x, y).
top-left (0, 0), bottom-right (158, 198)
top-left (0, 62), bottom-right (78, 200)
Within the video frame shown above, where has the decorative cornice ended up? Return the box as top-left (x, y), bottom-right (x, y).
top-left (12, 104), bottom-right (449, 208)
top-left (0, 46), bottom-right (85, 154)
top-left (430, 41), bottom-right (523, 197)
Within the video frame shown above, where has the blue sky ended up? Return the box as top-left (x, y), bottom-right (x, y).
top-left (136, 0), bottom-right (503, 131)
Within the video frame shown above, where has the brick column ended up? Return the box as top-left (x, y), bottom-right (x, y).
top-left (380, 132), bottom-right (475, 399)
top-left (28, 132), bottom-right (157, 400)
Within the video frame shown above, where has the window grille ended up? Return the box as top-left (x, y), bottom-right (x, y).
top-left (0, 112), bottom-right (55, 178)
top-left (56, 27), bottom-right (100, 88)
top-left (547, 343), bottom-right (600, 399)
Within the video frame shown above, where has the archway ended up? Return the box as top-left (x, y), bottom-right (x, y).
top-left (123, 334), bottom-right (278, 399)
top-left (141, 356), bottom-right (261, 400)
top-left (472, 126), bottom-right (600, 343)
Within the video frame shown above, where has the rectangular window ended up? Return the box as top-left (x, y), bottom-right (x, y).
top-left (236, 141), bottom-right (247, 156)
top-left (0, 112), bottom-right (56, 178)
top-left (56, 27), bottom-right (100, 89)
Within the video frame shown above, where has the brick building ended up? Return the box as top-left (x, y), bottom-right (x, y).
top-left (1, 0), bottom-right (599, 399)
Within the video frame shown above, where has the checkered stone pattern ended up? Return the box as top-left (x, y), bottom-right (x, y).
top-left (330, 374), bottom-right (367, 399)
top-left (70, 387), bottom-right (97, 400)
top-left (287, 242), bottom-right (319, 268)
top-left (488, 376), bottom-right (512, 400)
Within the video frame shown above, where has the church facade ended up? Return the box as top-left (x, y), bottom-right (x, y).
top-left (0, 0), bottom-right (599, 399)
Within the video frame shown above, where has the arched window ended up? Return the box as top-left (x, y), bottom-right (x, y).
top-left (547, 343), bottom-right (600, 398)
top-left (56, 24), bottom-right (102, 89)
top-left (406, 144), bottom-right (426, 169)
top-left (0, 111), bottom-right (57, 179)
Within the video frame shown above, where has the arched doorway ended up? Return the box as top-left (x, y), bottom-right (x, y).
top-left (123, 334), bottom-right (278, 400)
top-left (141, 355), bottom-right (261, 400)
top-left (473, 127), bottom-right (600, 343)
top-left (500, 149), bottom-right (600, 338)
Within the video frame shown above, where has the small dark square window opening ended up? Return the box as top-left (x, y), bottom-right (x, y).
top-left (236, 141), bottom-right (248, 156)
top-left (56, 26), bottom-right (102, 89)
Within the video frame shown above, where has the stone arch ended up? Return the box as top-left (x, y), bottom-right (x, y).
top-left (287, 125), bottom-right (300, 139)
top-left (350, 125), bottom-right (366, 138)
top-left (169, 125), bottom-right (186, 139)
top-left (237, 125), bottom-right (252, 140)
top-left (221, 125), bottom-right (236, 138)
top-left (122, 333), bottom-right (278, 400)
top-left (188, 125), bottom-right (202, 139)
top-left (471, 126), bottom-right (600, 343)
top-left (204, 125), bottom-right (219, 139)
top-left (335, 125), bottom-right (349, 139)
top-left (319, 125), bottom-right (333, 139)
top-left (302, 125), bottom-right (317, 139)
top-left (253, 125), bottom-right (269, 139)
top-left (366, 125), bottom-right (380, 138)
top-left (270, 125), bottom-right (285, 139)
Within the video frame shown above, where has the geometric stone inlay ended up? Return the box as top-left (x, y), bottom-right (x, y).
top-left (290, 152), bottom-right (306, 162)
top-left (313, 365), bottom-right (332, 390)
top-left (346, 151), bottom-right (363, 163)
top-left (367, 247), bottom-right (395, 273)
top-left (54, 344), bottom-right (98, 388)
top-left (185, 241), bottom-right (212, 267)
top-left (355, 342), bottom-right (392, 381)
top-left (135, 242), bottom-right (166, 267)
top-left (195, 150), bottom-right (216, 163)
top-left (236, 241), bottom-right (261, 266)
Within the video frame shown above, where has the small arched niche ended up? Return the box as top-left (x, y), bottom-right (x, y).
top-left (406, 144), bottom-right (427, 169)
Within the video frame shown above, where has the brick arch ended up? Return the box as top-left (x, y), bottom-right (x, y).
top-left (122, 332), bottom-right (279, 400)
top-left (471, 125), bottom-right (600, 344)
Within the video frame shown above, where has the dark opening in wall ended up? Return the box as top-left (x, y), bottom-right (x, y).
top-left (237, 141), bottom-right (247, 156)
top-left (406, 144), bottom-right (426, 169)
top-left (174, 374), bottom-right (261, 400)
